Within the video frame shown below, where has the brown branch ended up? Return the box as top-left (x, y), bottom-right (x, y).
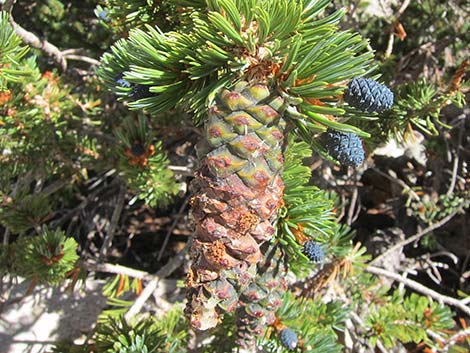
top-left (98, 184), bottom-right (126, 262)
top-left (370, 210), bottom-right (459, 266)
top-left (9, 17), bottom-right (67, 71)
top-left (63, 54), bottom-right (100, 66)
top-left (446, 119), bottom-right (465, 196)
top-left (442, 327), bottom-right (470, 352)
top-left (124, 238), bottom-right (191, 320)
top-left (365, 265), bottom-right (470, 317)
top-left (384, 0), bottom-right (412, 58)
top-left (157, 196), bottom-right (190, 261)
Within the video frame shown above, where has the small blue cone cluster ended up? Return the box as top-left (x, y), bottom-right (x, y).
top-left (344, 78), bottom-right (394, 113)
top-left (303, 241), bottom-right (325, 263)
top-left (115, 74), bottom-right (153, 101)
top-left (130, 84), bottom-right (153, 101)
top-left (115, 74), bottom-right (132, 88)
top-left (98, 9), bottom-right (109, 22)
top-left (279, 328), bottom-right (298, 351)
top-left (324, 128), bottom-right (365, 167)
top-left (130, 142), bottom-right (146, 157)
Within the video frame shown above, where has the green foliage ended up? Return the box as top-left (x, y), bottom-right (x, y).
top-left (95, 0), bottom-right (178, 33)
top-left (0, 191), bottom-right (53, 234)
top-left (12, 0), bottom-right (111, 52)
top-left (365, 292), bottom-right (454, 349)
top-left (409, 191), bottom-right (470, 224)
top-left (98, 0), bottom-right (374, 136)
top-left (0, 12), bottom-right (31, 89)
top-left (114, 115), bottom-right (180, 207)
top-left (278, 138), bottom-right (336, 274)
top-left (95, 316), bottom-right (162, 353)
top-left (363, 78), bottom-right (466, 144)
top-left (10, 226), bottom-right (78, 285)
top-left (0, 12), bottom-right (99, 183)
top-left (1, 1), bottom-right (467, 352)
top-left (94, 306), bottom-right (188, 353)
top-left (264, 292), bottom-right (348, 352)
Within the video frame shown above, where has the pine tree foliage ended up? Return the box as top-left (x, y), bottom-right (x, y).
top-left (97, 0), bottom-right (391, 344)
top-left (98, 0), bottom-right (375, 135)
top-left (0, 191), bottom-right (52, 234)
top-left (95, 0), bottom-right (178, 33)
top-left (359, 70), bottom-right (468, 145)
top-left (114, 115), bottom-right (180, 207)
top-left (8, 227), bottom-right (78, 285)
top-left (93, 306), bottom-right (188, 353)
top-left (364, 292), bottom-right (454, 349)
top-left (0, 1), bottom-right (466, 352)
top-left (278, 139), bottom-right (336, 274)
top-left (0, 10), bottom-right (100, 182)
top-left (0, 12), bottom-right (31, 89)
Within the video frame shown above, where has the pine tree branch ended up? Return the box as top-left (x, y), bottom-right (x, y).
top-left (98, 183), bottom-right (126, 262)
top-left (157, 196), bottom-right (189, 261)
top-left (384, 0), bottom-right (411, 58)
top-left (61, 49), bottom-right (100, 66)
top-left (86, 262), bottom-right (153, 280)
top-left (369, 210), bottom-right (459, 266)
top-left (365, 265), bottom-right (470, 317)
top-left (124, 238), bottom-right (191, 321)
top-left (442, 327), bottom-right (470, 352)
top-left (8, 16), bottom-right (67, 71)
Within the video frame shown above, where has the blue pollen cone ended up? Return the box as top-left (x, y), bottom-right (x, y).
top-left (280, 328), bottom-right (298, 351)
top-left (303, 241), bottom-right (325, 263)
top-left (324, 129), bottom-right (365, 167)
top-left (344, 78), bottom-right (394, 113)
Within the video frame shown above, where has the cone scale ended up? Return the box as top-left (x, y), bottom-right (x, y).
top-left (236, 244), bottom-right (287, 348)
top-left (186, 81), bottom-right (287, 330)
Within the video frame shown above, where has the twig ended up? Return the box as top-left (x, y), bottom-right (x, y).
top-left (442, 327), bottom-right (470, 352)
top-left (86, 262), bottom-right (153, 280)
top-left (384, 0), bottom-right (411, 58)
top-left (8, 16), bottom-right (67, 71)
top-left (370, 210), bottom-right (459, 266)
top-left (124, 238), bottom-right (191, 321)
top-left (157, 197), bottom-right (189, 261)
top-left (349, 311), bottom-right (388, 353)
top-left (346, 186), bottom-right (358, 226)
top-left (446, 119), bottom-right (465, 196)
top-left (62, 53), bottom-right (100, 66)
top-left (365, 265), bottom-right (470, 317)
top-left (371, 167), bottom-right (420, 201)
top-left (98, 184), bottom-right (126, 262)
top-left (125, 277), bottom-right (160, 321)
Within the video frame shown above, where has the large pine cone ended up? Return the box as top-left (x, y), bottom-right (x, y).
top-left (236, 243), bottom-right (287, 349)
top-left (186, 82), bottom-right (287, 330)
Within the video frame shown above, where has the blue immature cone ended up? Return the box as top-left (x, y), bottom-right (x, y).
top-left (115, 74), bottom-right (132, 88)
top-left (279, 328), bottom-right (298, 351)
top-left (130, 84), bottom-right (153, 101)
top-left (344, 78), bottom-right (394, 112)
top-left (98, 9), bottom-right (109, 22)
top-left (130, 142), bottom-right (146, 157)
top-left (324, 129), bottom-right (365, 167)
top-left (303, 241), bottom-right (324, 263)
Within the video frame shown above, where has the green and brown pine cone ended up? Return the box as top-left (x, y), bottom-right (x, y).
top-left (186, 81), bottom-right (287, 330)
top-left (236, 243), bottom-right (287, 349)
